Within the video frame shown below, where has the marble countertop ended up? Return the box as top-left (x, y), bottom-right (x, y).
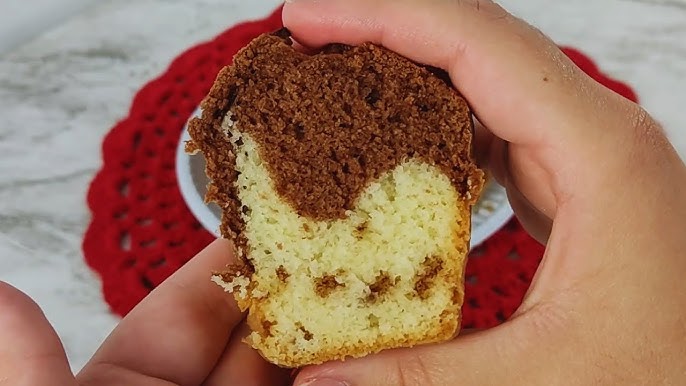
top-left (0, 0), bottom-right (684, 372)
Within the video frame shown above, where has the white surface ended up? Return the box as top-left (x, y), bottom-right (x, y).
top-left (0, 0), bottom-right (685, 372)
top-left (470, 183), bottom-right (512, 248)
top-left (0, 0), bottom-right (98, 54)
top-left (176, 109), bottom-right (223, 236)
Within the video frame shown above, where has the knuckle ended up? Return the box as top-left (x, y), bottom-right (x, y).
top-left (628, 105), bottom-right (667, 150)
top-left (630, 104), bottom-right (652, 133)
top-left (443, 0), bottom-right (511, 20)
top-left (393, 353), bottom-right (435, 386)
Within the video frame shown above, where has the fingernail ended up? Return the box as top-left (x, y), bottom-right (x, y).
top-left (300, 378), bottom-right (350, 386)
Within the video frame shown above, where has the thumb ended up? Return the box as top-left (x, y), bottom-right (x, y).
top-left (0, 282), bottom-right (76, 386)
top-left (294, 313), bottom-right (559, 386)
top-left (282, 0), bottom-right (675, 253)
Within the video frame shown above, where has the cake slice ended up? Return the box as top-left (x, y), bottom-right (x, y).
top-left (186, 28), bottom-right (484, 368)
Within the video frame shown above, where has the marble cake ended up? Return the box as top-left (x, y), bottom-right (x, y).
top-left (186, 28), bottom-right (484, 368)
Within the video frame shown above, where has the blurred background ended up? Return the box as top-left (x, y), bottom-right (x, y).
top-left (0, 0), bottom-right (685, 372)
top-left (0, 0), bottom-right (95, 54)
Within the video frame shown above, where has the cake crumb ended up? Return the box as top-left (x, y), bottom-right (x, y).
top-left (414, 256), bottom-right (444, 299)
top-left (367, 314), bottom-right (380, 328)
top-left (184, 140), bottom-right (199, 154)
top-left (276, 265), bottom-right (290, 282)
top-left (297, 323), bottom-right (314, 341)
top-left (366, 271), bottom-right (395, 302)
top-left (212, 264), bottom-right (253, 299)
top-left (262, 320), bottom-right (276, 337)
top-left (314, 274), bottom-right (345, 297)
top-left (354, 220), bottom-right (369, 239)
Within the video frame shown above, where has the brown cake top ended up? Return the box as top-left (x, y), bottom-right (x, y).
top-left (190, 29), bottom-right (483, 224)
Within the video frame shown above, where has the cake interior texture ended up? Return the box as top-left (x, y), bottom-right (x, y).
top-left (187, 29), bottom-right (484, 367)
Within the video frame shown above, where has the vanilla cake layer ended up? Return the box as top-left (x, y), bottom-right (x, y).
top-left (211, 121), bottom-right (471, 366)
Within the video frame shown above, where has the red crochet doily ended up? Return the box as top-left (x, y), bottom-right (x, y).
top-left (83, 6), bottom-right (638, 328)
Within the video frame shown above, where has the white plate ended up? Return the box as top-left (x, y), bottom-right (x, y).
top-left (176, 108), bottom-right (513, 249)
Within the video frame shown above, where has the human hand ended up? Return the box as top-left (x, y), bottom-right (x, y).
top-left (282, 0), bottom-right (686, 385)
top-left (0, 239), bottom-right (291, 386)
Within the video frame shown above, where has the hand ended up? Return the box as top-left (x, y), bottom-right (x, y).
top-left (0, 239), bottom-right (291, 386)
top-left (283, 0), bottom-right (686, 385)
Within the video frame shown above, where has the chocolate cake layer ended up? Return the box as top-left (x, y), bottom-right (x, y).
top-left (188, 29), bottom-right (482, 230)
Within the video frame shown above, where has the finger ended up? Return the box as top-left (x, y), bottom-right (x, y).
top-left (284, 0), bottom-right (637, 146)
top-left (486, 137), bottom-right (508, 189)
top-left (294, 323), bottom-right (530, 386)
top-left (78, 239), bottom-right (242, 386)
top-left (0, 282), bottom-right (76, 386)
top-left (459, 327), bottom-right (483, 335)
top-left (505, 179), bottom-right (553, 245)
top-left (472, 119), bottom-right (494, 169)
top-left (283, 0), bottom-right (650, 211)
top-left (204, 321), bottom-right (291, 386)
top-left (295, 305), bottom-right (578, 386)
top-left (488, 139), bottom-right (553, 243)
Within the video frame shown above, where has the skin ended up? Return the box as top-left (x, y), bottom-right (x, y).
top-left (1, 0), bottom-right (684, 385)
